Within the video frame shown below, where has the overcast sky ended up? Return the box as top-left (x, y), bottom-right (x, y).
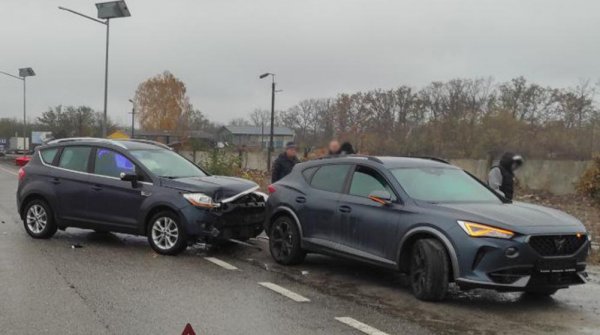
top-left (1, 0), bottom-right (599, 125)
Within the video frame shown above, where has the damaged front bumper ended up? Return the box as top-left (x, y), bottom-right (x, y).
top-left (181, 188), bottom-right (267, 242)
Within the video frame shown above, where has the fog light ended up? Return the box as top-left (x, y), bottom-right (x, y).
top-left (505, 247), bottom-right (519, 258)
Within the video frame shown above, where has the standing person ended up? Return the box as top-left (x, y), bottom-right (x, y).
top-left (328, 139), bottom-right (341, 155)
top-left (340, 142), bottom-right (356, 155)
top-left (488, 152), bottom-right (524, 200)
top-left (271, 142), bottom-right (300, 183)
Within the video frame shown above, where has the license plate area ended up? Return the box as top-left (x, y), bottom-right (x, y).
top-left (536, 259), bottom-right (577, 273)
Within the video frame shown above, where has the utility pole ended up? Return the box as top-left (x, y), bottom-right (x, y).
top-left (128, 99), bottom-right (135, 138)
top-left (259, 72), bottom-right (277, 171)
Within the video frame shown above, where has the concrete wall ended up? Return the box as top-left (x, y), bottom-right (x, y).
top-left (180, 150), bottom-right (591, 195)
top-left (450, 159), bottom-right (592, 195)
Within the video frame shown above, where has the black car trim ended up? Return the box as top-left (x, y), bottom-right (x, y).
top-left (303, 237), bottom-right (397, 267)
top-left (398, 226), bottom-right (461, 280)
top-left (38, 150), bottom-right (154, 186)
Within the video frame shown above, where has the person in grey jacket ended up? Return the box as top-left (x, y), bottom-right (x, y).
top-left (488, 152), bottom-right (523, 200)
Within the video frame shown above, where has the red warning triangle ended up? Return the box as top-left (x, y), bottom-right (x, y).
top-left (181, 323), bottom-right (197, 335)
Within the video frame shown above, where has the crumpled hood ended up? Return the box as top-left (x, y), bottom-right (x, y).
top-left (433, 201), bottom-right (586, 234)
top-left (161, 175), bottom-right (258, 202)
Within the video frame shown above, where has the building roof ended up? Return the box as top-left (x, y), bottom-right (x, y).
top-left (221, 126), bottom-right (294, 136)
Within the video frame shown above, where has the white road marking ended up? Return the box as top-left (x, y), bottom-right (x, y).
top-left (0, 165), bottom-right (18, 176)
top-left (335, 317), bottom-right (390, 335)
top-left (258, 282), bottom-right (310, 302)
top-left (204, 257), bottom-right (239, 270)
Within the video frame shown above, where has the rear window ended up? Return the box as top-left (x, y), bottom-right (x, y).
top-left (302, 166), bottom-right (318, 182)
top-left (58, 146), bottom-right (92, 173)
top-left (40, 148), bottom-right (59, 165)
top-left (310, 164), bottom-right (351, 193)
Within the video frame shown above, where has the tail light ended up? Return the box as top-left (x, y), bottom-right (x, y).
top-left (18, 168), bottom-right (25, 181)
top-left (267, 184), bottom-right (276, 194)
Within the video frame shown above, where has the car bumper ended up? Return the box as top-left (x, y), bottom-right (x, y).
top-left (179, 201), bottom-right (266, 242)
top-left (452, 231), bottom-right (590, 291)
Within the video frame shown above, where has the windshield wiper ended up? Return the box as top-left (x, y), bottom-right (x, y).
top-left (159, 176), bottom-right (179, 179)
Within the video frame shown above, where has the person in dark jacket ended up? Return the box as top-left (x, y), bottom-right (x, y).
top-left (271, 142), bottom-right (300, 183)
top-left (339, 142), bottom-right (356, 155)
top-left (488, 152), bottom-right (523, 200)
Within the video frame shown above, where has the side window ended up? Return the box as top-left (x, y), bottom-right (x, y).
top-left (58, 146), bottom-right (92, 172)
top-left (40, 148), bottom-right (59, 165)
top-left (349, 166), bottom-right (396, 200)
top-left (302, 166), bottom-right (318, 182)
top-left (94, 148), bottom-right (136, 178)
top-left (310, 164), bottom-right (351, 193)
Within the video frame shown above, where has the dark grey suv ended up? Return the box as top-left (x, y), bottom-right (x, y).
top-left (17, 138), bottom-right (266, 255)
top-left (265, 155), bottom-right (590, 301)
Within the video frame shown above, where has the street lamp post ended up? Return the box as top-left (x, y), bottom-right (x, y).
top-left (259, 73), bottom-right (276, 171)
top-left (1, 68), bottom-right (35, 154)
top-left (59, 1), bottom-right (131, 137)
top-left (128, 99), bottom-right (135, 138)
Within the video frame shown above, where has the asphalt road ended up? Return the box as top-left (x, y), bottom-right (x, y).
top-left (1, 158), bottom-right (599, 335)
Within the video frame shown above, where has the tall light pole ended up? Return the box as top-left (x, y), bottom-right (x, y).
top-left (259, 73), bottom-right (276, 171)
top-left (1, 68), bottom-right (35, 154)
top-left (128, 99), bottom-right (135, 138)
top-left (59, 1), bottom-right (131, 138)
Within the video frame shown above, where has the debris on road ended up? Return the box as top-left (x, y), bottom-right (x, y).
top-left (71, 244), bottom-right (83, 249)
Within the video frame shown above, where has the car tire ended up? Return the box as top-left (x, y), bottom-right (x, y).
top-left (147, 211), bottom-right (188, 256)
top-left (22, 199), bottom-right (57, 239)
top-left (269, 216), bottom-right (306, 265)
top-left (524, 288), bottom-right (558, 297)
top-left (409, 238), bottom-right (449, 301)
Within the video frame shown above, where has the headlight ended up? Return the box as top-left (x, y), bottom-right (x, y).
top-left (183, 193), bottom-right (217, 208)
top-left (457, 220), bottom-right (514, 239)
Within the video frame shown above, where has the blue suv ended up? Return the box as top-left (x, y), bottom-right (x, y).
top-left (17, 138), bottom-right (266, 255)
top-left (265, 155), bottom-right (590, 301)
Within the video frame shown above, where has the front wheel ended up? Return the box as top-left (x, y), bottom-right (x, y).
top-left (269, 216), bottom-right (305, 265)
top-left (409, 238), bottom-right (449, 301)
top-left (147, 211), bottom-right (188, 255)
top-left (23, 199), bottom-right (57, 239)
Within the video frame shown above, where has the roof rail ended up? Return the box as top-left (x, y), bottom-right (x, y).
top-left (117, 138), bottom-right (172, 150)
top-left (316, 154), bottom-right (383, 164)
top-left (46, 137), bottom-right (110, 145)
top-left (413, 156), bottom-right (450, 164)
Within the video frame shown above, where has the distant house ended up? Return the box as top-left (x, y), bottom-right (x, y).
top-left (217, 126), bottom-right (295, 149)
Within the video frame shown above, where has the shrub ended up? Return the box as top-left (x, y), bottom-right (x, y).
top-left (577, 155), bottom-right (600, 201)
top-left (200, 149), bottom-right (241, 176)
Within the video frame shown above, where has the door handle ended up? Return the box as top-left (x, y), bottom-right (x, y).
top-left (338, 205), bottom-right (352, 213)
top-left (295, 196), bottom-right (306, 204)
top-left (91, 185), bottom-right (103, 191)
top-left (51, 178), bottom-right (60, 185)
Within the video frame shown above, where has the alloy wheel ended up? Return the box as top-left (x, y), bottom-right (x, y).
top-left (151, 217), bottom-right (179, 250)
top-left (411, 244), bottom-right (426, 296)
top-left (271, 219), bottom-right (294, 260)
top-left (26, 204), bottom-right (48, 234)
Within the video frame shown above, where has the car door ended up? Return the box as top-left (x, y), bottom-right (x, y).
top-left (338, 165), bottom-right (402, 260)
top-left (53, 146), bottom-right (93, 222)
top-left (300, 164), bottom-right (352, 245)
top-left (85, 147), bottom-right (150, 228)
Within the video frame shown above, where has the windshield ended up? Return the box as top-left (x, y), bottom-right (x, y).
top-left (391, 167), bottom-right (501, 203)
top-left (130, 149), bottom-right (207, 179)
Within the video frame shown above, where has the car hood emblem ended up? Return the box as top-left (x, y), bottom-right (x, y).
top-left (553, 237), bottom-right (566, 252)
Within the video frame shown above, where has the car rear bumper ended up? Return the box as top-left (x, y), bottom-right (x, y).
top-left (452, 232), bottom-right (590, 291)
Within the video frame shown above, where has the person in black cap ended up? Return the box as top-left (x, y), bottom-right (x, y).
top-left (488, 152), bottom-right (524, 200)
top-left (271, 141), bottom-right (300, 183)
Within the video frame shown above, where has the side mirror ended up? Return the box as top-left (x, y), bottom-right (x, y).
top-left (368, 190), bottom-right (392, 205)
top-left (120, 172), bottom-right (139, 188)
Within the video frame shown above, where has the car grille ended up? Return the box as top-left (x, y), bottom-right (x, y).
top-left (529, 235), bottom-right (586, 256)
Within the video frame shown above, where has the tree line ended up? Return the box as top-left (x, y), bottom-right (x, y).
top-left (1, 73), bottom-right (598, 160)
top-left (268, 77), bottom-right (599, 159)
